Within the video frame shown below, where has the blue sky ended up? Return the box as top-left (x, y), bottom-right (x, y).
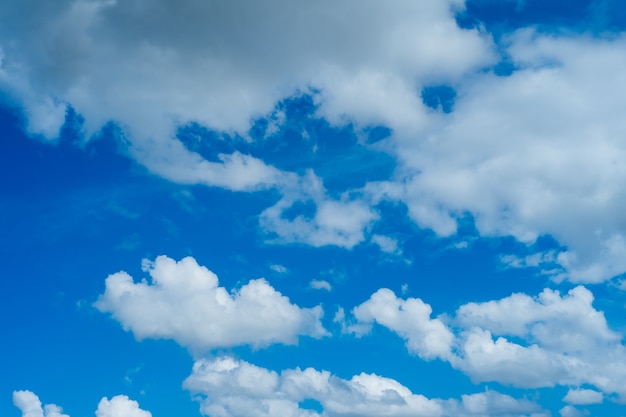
top-left (3, 0), bottom-right (626, 416)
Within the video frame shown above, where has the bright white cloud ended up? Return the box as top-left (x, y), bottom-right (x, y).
top-left (96, 396), bottom-right (152, 417)
top-left (95, 255), bottom-right (327, 354)
top-left (13, 391), bottom-right (69, 417)
top-left (13, 391), bottom-right (151, 417)
top-left (184, 356), bottom-right (543, 417)
top-left (456, 286), bottom-right (620, 351)
top-left (451, 286), bottom-right (626, 398)
top-left (349, 285), bottom-right (626, 400)
top-left (563, 388), bottom-right (603, 405)
top-left (351, 288), bottom-right (454, 361)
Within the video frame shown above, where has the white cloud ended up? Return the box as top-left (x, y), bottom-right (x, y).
top-left (13, 391), bottom-right (151, 417)
top-left (349, 285), bottom-right (626, 400)
top-left (309, 280), bottom-right (332, 291)
top-left (0, 0), bottom-right (492, 178)
top-left (13, 391), bottom-right (69, 417)
top-left (384, 31), bottom-right (626, 282)
top-left (270, 264), bottom-right (289, 274)
top-left (4, 2), bottom-right (626, 281)
top-left (455, 286), bottom-right (620, 351)
top-left (260, 171), bottom-right (379, 249)
top-left (563, 389), bottom-right (603, 405)
top-left (350, 288), bottom-right (454, 361)
top-left (450, 286), bottom-right (626, 398)
top-left (559, 405), bottom-right (587, 417)
top-left (95, 255), bottom-right (327, 354)
top-left (96, 396), bottom-right (152, 417)
top-left (444, 390), bottom-right (547, 417)
top-left (184, 356), bottom-right (543, 417)
top-left (371, 234), bottom-right (401, 255)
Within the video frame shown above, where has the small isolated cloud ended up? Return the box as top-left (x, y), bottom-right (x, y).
top-left (351, 288), bottom-right (454, 361)
top-left (371, 234), bottom-right (401, 255)
top-left (95, 255), bottom-right (328, 354)
top-left (184, 356), bottom-right (545, 417)
top-left (270, 264), bottom-right (288, 274)
top-left (309, 279), bottom-right (332, 291)
top-left (13, 391), bottom-right (69, 417)
top-left (563, 388), bottom-right (603, 405)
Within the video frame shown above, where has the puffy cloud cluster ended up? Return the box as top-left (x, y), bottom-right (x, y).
top-left (348, 285), bottom-right (626, 401)
top-left (349, 288), bottom-right (454, 361)
top-left (13, 391), bottom-right (69, 417)
top-left (95, 396), bottom-right (152, 417)
top-left (382, 31), bottom-right (626, 282)
top-left (183, 356), bottom-right (544, 417)
top-left (95, 255), bottom-right (327, 354)
top-left (13, 391), bottom-right (150, 417)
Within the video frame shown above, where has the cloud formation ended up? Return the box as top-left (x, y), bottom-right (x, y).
top-left (383, 31), bottom-right (626, 282)
top-left (95, 255), bottom-right (327, 354)
top-left (183, 356), bottom-right (544, 417)
top-left (350, 288), bottom-right (454, 361)
top-left (13, 391), bottom-right (151, 417)
top-left (349, 285), bottom-right (626, 400)
top-left (13, 391), bottom-right (69, 417)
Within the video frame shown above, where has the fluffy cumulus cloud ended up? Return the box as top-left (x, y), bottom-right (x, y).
top-left (350, 288), bottom-right (454, 361)
top-left (347, 285), bottom-right (626, 400)
top-left (451, 286), bottom-right (626, 397)
top-left (13, 391), bottom-right (69, 417)
top-left (95, 255), bottom-right (327, 354)
top-left (13, 391), bottom-right (151, 417)
top-left (95, 396), bottom-right (152, 417)
top-left (183, 356), bottom-right (544, 417)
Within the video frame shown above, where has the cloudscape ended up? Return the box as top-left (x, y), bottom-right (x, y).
top-left (3, 1), bottom-right (626, 416)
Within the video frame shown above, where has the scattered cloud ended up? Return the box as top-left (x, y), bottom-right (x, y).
top-left (563, 388), bottom-right (603, 405)
top-left (309, 279), bottom-right (332, 291)
top-left (13, 391), bottom-right (152, 417)
top-left (184, 356), bottom-right (544, 417)
top-left (371, 234), bottom-right (401, 255)
top-left (270, 264), bottom-right (289, 274)
top-left (348, 285), bottom-right (626, 400)
top-left (13, 391), bottom-right (69, 417)
top-left (96, 396), bottom-right (152, 417)
top-left (95, 255), bottom-right (328, 354)
top-left (351, 288), bottom-right (454, 361)
top-left (260, 172), bottom-right (379, 249)
top-left (384, 31), bottom-right (626, 282)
